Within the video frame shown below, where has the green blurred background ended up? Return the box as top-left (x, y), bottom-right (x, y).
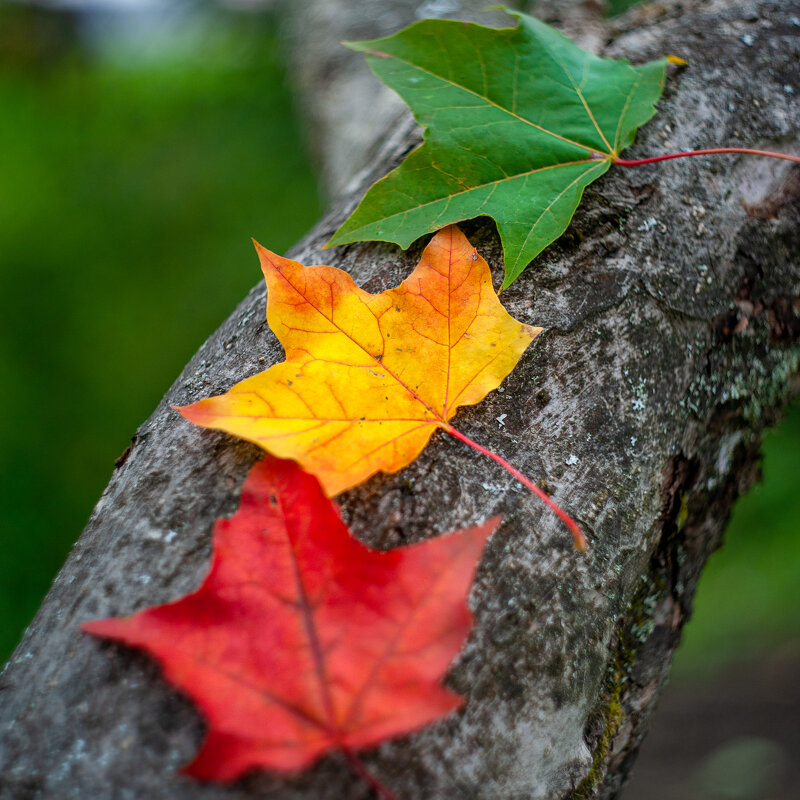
top-left (0, 1), bottom-right (797, 795)
top-left (0, 0), bottom-right (322, 660)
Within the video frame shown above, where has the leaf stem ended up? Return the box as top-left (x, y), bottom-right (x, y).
top-left (613, 147), bottom-right (800, 167)
top-left (445, 426), bottom-right (587, 551)
top-left (340, 746), bottom-right (401, 800)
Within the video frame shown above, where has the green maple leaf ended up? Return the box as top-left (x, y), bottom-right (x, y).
top-left (328, 9), bottom-right (666, 286)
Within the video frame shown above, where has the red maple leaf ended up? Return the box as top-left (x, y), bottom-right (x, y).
top-left (83, 457), bottom-right (498, 785)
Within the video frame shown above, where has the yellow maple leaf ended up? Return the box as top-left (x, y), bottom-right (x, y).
top-left (179, 226), bottom-right (584, 548)
top-left (180, 225), bottom-right (538, 495)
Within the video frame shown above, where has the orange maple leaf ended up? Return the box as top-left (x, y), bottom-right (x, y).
top-left (180, 224), bottom-right (538, 494)
top-left (180, 225), bottom-right (584, 548)
top-left (83, 458), bottom-right (498, 788)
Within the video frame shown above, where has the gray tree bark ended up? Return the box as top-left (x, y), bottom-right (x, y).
top-left (1, 1), bottom-right (798, 798)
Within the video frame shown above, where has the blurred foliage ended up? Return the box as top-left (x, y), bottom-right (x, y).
top-left (687, 737), bottom-right (787, 800)
top-left (0, 2), bottom-right (81, 71)
top-left (0, 3), bottom-right (321, 660)
top-left (673, 401), bottom-right (800, 681)
top-left (605, 0), bottom-right (645, 17)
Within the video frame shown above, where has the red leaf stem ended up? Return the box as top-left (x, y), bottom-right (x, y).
top-left (340, 746), bottom-right (402, 800)
top-left (613, 147), bottom-right (800, 167)
top-left (445, 425), bottom-right (587, 551)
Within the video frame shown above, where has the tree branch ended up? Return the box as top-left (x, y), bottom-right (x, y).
top-left (1, 2), bottom-right (798, 798)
